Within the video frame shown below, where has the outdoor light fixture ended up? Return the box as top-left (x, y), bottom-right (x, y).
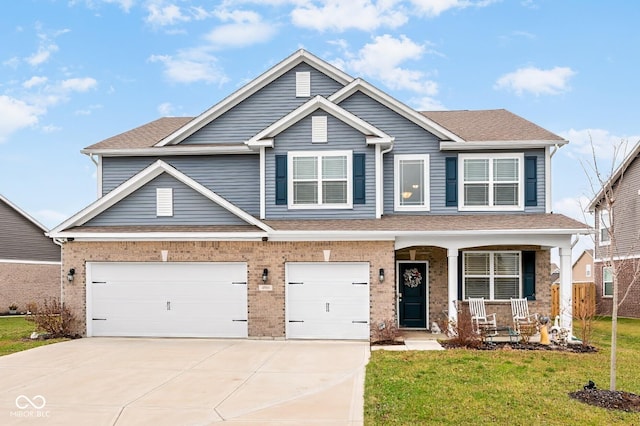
top-left (67, 268), bottom-right (76, 282)
top-left (379, 268), bottom-right (385, 282)
top-left (262, 268), bottom-right (269, 282)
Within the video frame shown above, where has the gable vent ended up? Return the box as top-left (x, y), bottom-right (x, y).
top-left (156, 188), bottom-right (173, 217)
top-left (312, 116), bottom-right (327, 143)
top-left (296, 72), bottom-right (311, 97)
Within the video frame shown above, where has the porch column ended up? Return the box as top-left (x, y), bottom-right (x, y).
top-left (447, 249), bottom-right (459, 325)
top-left (559, 246), bottom-right (573, 335)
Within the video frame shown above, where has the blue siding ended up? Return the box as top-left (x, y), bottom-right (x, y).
top-left (181, 63), bottom-right (345, 144)
top-left (87, 173), bottom-right (248, 226)
top-left (265, 112), bottom-right (376, 219)
top-left (339, 92), bottom-right (547, 214)
top-left (102, 155), bottom-right (259, 215)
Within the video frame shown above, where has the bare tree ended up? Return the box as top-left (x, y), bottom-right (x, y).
top-left (583, 137), bottom-right (640, 391)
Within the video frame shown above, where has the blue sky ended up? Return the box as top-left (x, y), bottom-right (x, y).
top-left (1, 0), bottom-right (638, 253)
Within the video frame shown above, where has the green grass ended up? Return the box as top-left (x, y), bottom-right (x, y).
top-left (0, 316), bottom-right (67, 356)
top-left (365, 317), bottom-right (640, 425)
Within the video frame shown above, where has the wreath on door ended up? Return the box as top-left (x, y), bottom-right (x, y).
top-left (403, 268), bottom-right (422, 288)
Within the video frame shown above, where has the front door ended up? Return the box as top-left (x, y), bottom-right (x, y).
top-left (398, 262), bottom-right (427, 328)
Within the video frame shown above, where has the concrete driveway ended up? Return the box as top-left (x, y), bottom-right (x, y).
top-left (0, 338), bottom-right (369, 425)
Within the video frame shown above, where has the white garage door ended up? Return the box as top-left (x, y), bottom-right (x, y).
top-left (286, 262), bottom-right (370, 340)
top-left (87, 262), bottom-right (247, 338)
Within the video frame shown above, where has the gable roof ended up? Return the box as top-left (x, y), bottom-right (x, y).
top-left (49, 160), bottom-right (272, 236)
top-left (423, 109), bottom-right (568, 150)
top-left (83, 117), bottom-right (193, 151)
top-left (0, 193), bottom-right (49, 233)
top-left (587, 140), bottom-right (640, 211)
top-left (154, 50), bottom-right (354, 148)
top-left (246, 95), bottom-right (393, 148)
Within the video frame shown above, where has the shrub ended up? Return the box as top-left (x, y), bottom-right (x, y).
top-left (447, 301), bottom-right (481, 348)
top-left (26, 298), bottom-right (77, 338)
top-left (372, 319), bottom-right (401, 344)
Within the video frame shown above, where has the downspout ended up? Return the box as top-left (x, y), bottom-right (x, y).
top-left (376, 141), bottom-right (394, 218)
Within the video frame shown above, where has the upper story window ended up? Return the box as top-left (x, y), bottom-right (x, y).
top-left (463, 251), bottom-right (521, 300)
top-left (394, 154), bottom-right (429, 211)
top-left (603, 266), bottom-right (613, 297)
top-left (599, 209), bottom-right (611, 246)
top-left (459, 153), bottom-right (524, 211)
top-left (586, 263), bottom-right (592, 278)
top-left (288, 151), bottom-right (352, 209)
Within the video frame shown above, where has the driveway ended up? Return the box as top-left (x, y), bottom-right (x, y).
top-left (0, 338), bottom-right (369, 425)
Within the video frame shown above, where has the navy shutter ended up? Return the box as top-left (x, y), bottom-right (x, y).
top-left (445, 157), bottom-right (458, 207)
top-left (353, 153), bottom-right (366, 205)
top-left (457, 250), bottom-right (463, 301)
top-left (522, 251), bottom-right (536, 300)
top-left (525, 156), bottom-right (537, 207)
top-left (275, 155), bottom-right (287, 205)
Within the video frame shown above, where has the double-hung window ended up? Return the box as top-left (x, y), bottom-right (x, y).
top-left (394, 154), bottom-right (430, 211)
top-left (459, 153), bottom-right (524, 211)
top-left (463, 251), bottom-right (521, 300)
top-left (603, 266), bottom-right (613, 297)
top-left (599, 209), bottom-right (611, 246)
top-left (288, 151), bottom-right (352, 208)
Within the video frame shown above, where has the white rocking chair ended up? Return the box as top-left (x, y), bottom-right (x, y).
top-left (510, 298), bottom-right (539, 335)
top-left (468, 297), bottom-right (498, 336)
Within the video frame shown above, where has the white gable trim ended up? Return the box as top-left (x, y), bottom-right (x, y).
top-left (329, 79), bottom-right (465, 143)
top-left (155, 50), bottom-right (353, 147)
top-left (0, 193), bottom-right (49, 233)
top-left (440, 140), bottom-right (568, 151)
top-left (246, 96), bottom-right (393, 147)
top-left (48, 160), bottom-right (272, 236)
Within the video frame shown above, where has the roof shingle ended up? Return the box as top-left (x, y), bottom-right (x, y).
top-left (83, 117), bottom-right (194, 150)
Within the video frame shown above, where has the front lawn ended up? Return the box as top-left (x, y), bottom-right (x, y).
top-left (0, 316), bottom-right (67, 356)
top-left (365, 317), bottom-right (640, 425)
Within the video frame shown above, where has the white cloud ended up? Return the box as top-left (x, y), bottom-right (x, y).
top-left (409, 0), bottom-right (498, 17)
top-left (27, 43), bottom-right (59, 66)
top-left (41, 124), bottom-right (62, 133)
top-left (342, 34), bottom-right (439, 96)
top-left (559, 128), bottom-right (640, 162)
top-left (149, 48), bottom-right (228, 84)
top-left (291, 0), bottom-right (407, 32)
top-left (495, 66), bottom-right (576, 96)
top-left (145, 2), bottom-right (191, 26)
top-left (158, 102), bottom-right (174, 115)
top-left (0, 95), bottom-right (42, 142)
top-left (207, 9), bottom-right (277, 47)
top-left (23, 76), bottom-right (48, 88)
top-left (60, 77), bottom-right (98, 92)
top-left (553, 195), bottom-right (592, 224)
top-left (34, 209), bottom-right (70, 228)
top-left (70, 0), bottom-right (134, 13)
top-left (75, 104), bottom-right (102, 115)
top-left (409, 96), bottom-right (445, 111)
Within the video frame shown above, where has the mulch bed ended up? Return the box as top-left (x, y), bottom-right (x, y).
top-left (570, 388), bottom-right (640, 412)
top-left (441, 341), bottom-right (598, 353)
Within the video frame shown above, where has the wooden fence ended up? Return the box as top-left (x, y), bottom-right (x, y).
top-left (551, 283), bottom-right (596, 318)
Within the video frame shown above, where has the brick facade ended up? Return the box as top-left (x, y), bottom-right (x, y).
top-left (594, 259), bottom-right (640, 318)
top-left (0, 262), bottom-right (61, 313)
top-left (62, 240), bottom-right (396, 337)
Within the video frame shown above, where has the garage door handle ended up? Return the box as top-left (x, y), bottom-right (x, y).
top-left (352, 282), bottom-right (368, 285)
top-left (288, 282), bottom-right (304, 285)
top-left (92, 281), bottom-right (107, 284)
top-left (232, 319), bottom-right (248, 322)
top-left (167, 301), bottom-right (171, 311)
top-left (352, 321), bottom-right (368, 324)
top-left (289, 320), bottom-right (304, 323)
top-left (92, 318), bottom-right (107, 321)
top-left (326, 302), bottom-right (330, 312)
top-left (232, 281), bottom-right (247, 285)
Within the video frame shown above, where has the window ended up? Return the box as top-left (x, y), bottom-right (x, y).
top-left (586, 263), bottom-right (592, 278)
top-left (603, 266), bottom-right (613, 297)
top-left (156, 188), bottom-right (173, 216)
top-left (599, 209), bottom-right (611, 246)
top-left (394, 154), bottom-right (430, 211)
top-left (463, 251), bottom-right (521, 300)
top-left (296, 72), bottom-right (311, 97)
top-left (459, 153), bottom-right (523, 211)
top-left (288, 151), bottom-right (352, 208)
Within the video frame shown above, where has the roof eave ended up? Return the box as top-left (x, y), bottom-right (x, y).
top-left (80, 145), bottom-right (254, 157)
top-left (440, 139), bottom-right (568, 151)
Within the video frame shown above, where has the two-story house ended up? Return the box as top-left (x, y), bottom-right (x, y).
top-left (588, 142), bottom-right (640, 319)
top-left (48, 50), bottom-right (588, 339)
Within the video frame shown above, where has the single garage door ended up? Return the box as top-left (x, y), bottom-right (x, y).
top-left (286, 262), bottom-right (370, 340)
top-left (87, 262), bottom-right (247, 338)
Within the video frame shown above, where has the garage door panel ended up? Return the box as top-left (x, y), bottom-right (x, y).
top-left (88, 262), bottom-right (247, 338)
top-left (286, 263), bottom-right (370, 340)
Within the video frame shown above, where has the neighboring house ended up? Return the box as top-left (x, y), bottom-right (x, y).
top-left (0, 194), bottom-right (61, 313)
top-left (572, 249), bottom-right (594, 284)
top-left (48, 50), bottom-right (589, 339)
top-left (588, 142), bottom-right (640, 318)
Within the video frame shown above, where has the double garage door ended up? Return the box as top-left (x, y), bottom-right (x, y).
top-left (87, 262), bottom-right (248, 338)
top-left (87, 262), bottom-right (370, 340)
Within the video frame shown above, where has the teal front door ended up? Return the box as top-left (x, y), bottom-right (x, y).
top-left (399, 262), bottom-right (427, 328)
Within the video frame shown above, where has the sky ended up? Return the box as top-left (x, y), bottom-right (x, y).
top-left (1, 0), bottom-right (639, 258)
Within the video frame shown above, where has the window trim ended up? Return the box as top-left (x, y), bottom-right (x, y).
top-left (586, 263), bottom-right (592, 278)
top-left (599, 209), bottom-right (611, 246)
top-left (394, 154), bottom-right (430, 212)
top-left (462, 251), bottom-right (522, 301)
top-left (287, 150), bottom-right (353, 210)
top-left (458, 153), bottom-right (524, 211)
top-left (602, 266), bottom-right (613, 297)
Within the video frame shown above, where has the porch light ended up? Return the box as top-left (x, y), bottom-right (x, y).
top-left (67, 268), bottom-right (75, 282)
top-left (262, 268), bottom-right (269, 282)
top-left (379, 268), bottom-right (385, 282)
